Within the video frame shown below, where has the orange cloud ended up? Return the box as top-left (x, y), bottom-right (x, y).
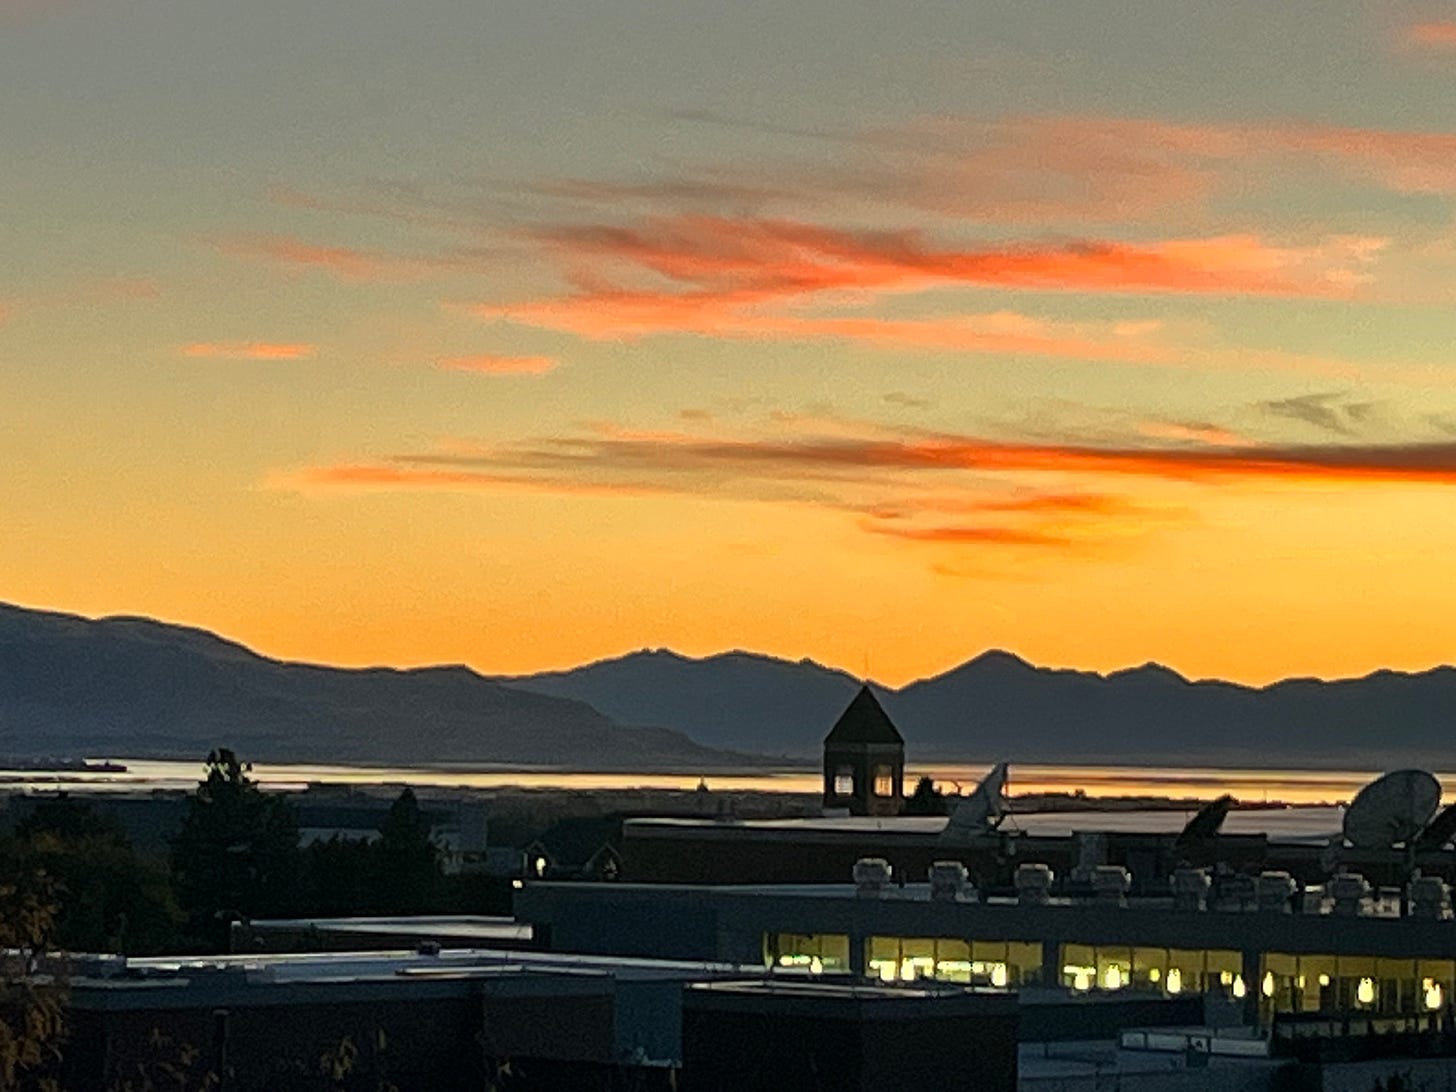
top-left (478, 215), bottom-right (1373, 361)
top-left (278, 463), bottom-right (670, 498)
top-left (213, 235), bottom-right (404, 281)
top-left (437, 354), bottom-right (557, 375)
top-left (1407, 22), bottom-right (1456, 48)
top-left (273, 410), bottom-right (1456, 571)
top-left (183, 341), bottom-right (318, 361)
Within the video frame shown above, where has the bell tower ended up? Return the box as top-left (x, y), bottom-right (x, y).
top-left (821, 685), bottom-right (905, 817)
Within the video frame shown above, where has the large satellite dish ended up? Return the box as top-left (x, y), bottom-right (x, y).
top-left (1343, 769), bottom-right (1441, 850)
top-left (1416, 801), bottom-right (1456, 852)
top-left (941, 762), bottom-right (1008, 841)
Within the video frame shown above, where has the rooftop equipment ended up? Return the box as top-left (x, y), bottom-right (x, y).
top-left (853, 857), bottom-right (893, 898)
top-left (1014, 863), bottom-right (1053, 906)
top-left (929, 861), bottom-right (971, 902)
top-left (1342, 769), bottom-right (1441, 850)
top-left (941, 762), bottom-right (1008, 841)
top-left (1171, 868), bottom-right (1211, 911)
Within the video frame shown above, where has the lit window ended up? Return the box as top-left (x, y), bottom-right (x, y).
top-left (1425, 979), bottom-right (1444, 1011)
top-left (833, 767), bottom-right (854, 795)
top-left (873, 765), bottom-right (894, 797)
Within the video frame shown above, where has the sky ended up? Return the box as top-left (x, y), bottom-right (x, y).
top-left (5, 0), bottom-right (1456, 687)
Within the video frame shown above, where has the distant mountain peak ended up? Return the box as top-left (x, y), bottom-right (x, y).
top-left (1106, 662), bottom-right (1188, 685)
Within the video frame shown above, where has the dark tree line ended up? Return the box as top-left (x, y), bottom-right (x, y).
top-left (0, 750), bottom-right (449, 960)
top-left (172, 750), bottom-right (444, 950)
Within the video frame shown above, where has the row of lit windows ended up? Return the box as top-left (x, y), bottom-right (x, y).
top-left (865, 937), bottom-right (1041, 987)
top-left (765, 934), bottom-right (1456, 1015)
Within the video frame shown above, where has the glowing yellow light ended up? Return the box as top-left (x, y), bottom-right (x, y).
top-left (1148, 968), bottom-right (1161, 984)
top-left (809, 956), bottom-right (823, 974)
top-left (1357, 977), bottom-right (1375, 1006)
top-left (1262, 972), bottom-right (1275, 998)
top-left (1424, 980), bottom-right (1444, 1010)
top-left (990, 963), bottom-right (1009, 988)
top-left (1220, 971), bottom-right (1233, 986)
top-left (1296, 975), bottom-right (1305, 990)
top-left (779, 955), bottom-right (794, 967)
top-left (1318, 974), bottom-right (1331, 987)
top-left (1102, 965), bottom-right (1124, 990)
top-left (873, 959), bottom-right (896, 983)
top-left (1166, 968), bottom-right (1182, 994)
top-left (1232, 975), bottom-right (1247, 999)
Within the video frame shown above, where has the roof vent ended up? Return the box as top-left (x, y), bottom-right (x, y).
top-left (1172, 868), bottom-right (1211, 911)
top-left (853, 857), bottom-right (892, 897)
top-left (1014, 863), bottom-right (1054, 906)
top-left (1255, 871), bottom-right (1297, 913)
top-left (1408, 875), bottom-right (1452, 920)
top-left (1091, 865), bottom-right (1131, 907)
top-left (929, 860), bottom-right (970, 902)
top-left (1329, 872), bottom-right (1372, 917)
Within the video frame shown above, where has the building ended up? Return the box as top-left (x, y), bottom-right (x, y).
top-left (46, 946), bottom-right (1019, 1092)
top-left (514, 874), bottom-right (1456, 1032)
top-left (822, 685), bottom-right (905, 817)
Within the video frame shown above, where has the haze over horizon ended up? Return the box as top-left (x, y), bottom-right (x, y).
top-left (7, 3), bottom-right (1456, 689)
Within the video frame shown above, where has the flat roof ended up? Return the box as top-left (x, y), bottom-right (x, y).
top-left (625, 806), bottom-right (1347, 843)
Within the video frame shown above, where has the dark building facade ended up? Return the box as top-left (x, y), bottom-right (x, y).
top-left (822, 686), bottom-right (905, 817)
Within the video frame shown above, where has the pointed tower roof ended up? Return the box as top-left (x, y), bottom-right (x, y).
top-left (824, 685), bottom-right (903, 746)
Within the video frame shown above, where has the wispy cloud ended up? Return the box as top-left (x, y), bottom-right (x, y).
top-left (474, 215), bottom-right (1376, 365)
top-left (1405, 22), bottom-right (1456, 49)
top-left (270, 411), bottom-right (1456, 570)
top-left (211, 233), bottom-right (504, 283)
top-left (437, 354), bottom-right (558, 375)
top-left (1258, 392), bottom-right (1379, 437)
top-left (183, 341), bottom-right (319, 361)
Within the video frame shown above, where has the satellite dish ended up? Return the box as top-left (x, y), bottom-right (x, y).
top-left (941, 762), bottom-right (1008, 841)
top-left (1416, 801), bottom-right (1456, 852)
top-left (1342, 769), bottom-right (1441, 850)
top-left (1176, 794), bottom-right (1235, 850)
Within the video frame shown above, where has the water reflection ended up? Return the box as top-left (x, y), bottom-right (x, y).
top-left (0, 759), bottom-right (1450, 807)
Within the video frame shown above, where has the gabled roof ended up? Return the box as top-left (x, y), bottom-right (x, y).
top-left (824, 685), bottom-right (903, 746)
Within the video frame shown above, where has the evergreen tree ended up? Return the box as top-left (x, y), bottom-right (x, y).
top-left (171, 749), bottom-right (300, 950)
top-left (904, 775), bottom-right (947, 816)
top-left (373, 788), bottom-right (440, 915)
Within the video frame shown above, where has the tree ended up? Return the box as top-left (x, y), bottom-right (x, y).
top-left (171, 750), bottom-right (300, 951)
top-left (0, 867), bottom-right (64, 1091)
top-left (904, 776), bottom-right (947, 816)
top-left (9, 796), bottom-right (181, 956)
top-left (372, 789), bottom-right (441, 915)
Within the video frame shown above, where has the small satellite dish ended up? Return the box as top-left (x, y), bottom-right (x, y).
top-left (1342, 769), bottom-right (1441, 850)
top-left (941, 762), bottom-right (1008, 841)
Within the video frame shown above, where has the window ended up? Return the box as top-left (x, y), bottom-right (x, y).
top-left (833, 766), bottom-right (854, 796)
top-left (873, 765), bottom-right (894, 797)
top-left (866, 937), bottom-right (1041, 987)
top-left (765, 932), bottom-right (849, 974)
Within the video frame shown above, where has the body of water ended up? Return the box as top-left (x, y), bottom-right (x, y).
top-left (0, 758), bottom-right (1445, 808)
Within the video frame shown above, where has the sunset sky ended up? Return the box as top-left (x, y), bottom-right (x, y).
top-left (5, 0), bottom-right (1456, 686)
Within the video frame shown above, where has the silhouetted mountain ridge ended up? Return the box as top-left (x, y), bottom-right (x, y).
top-left (501, 646), bottom-right (1456, 767)
top-left (0, 603), bottom-right (747, 767)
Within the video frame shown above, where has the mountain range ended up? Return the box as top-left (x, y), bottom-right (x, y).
top-left (4, 600), bottom-right (1456, 768)
top-left (498, 649), bottom-right (1456, 768)
top-left (0, 603), bottom-right (741, 767)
